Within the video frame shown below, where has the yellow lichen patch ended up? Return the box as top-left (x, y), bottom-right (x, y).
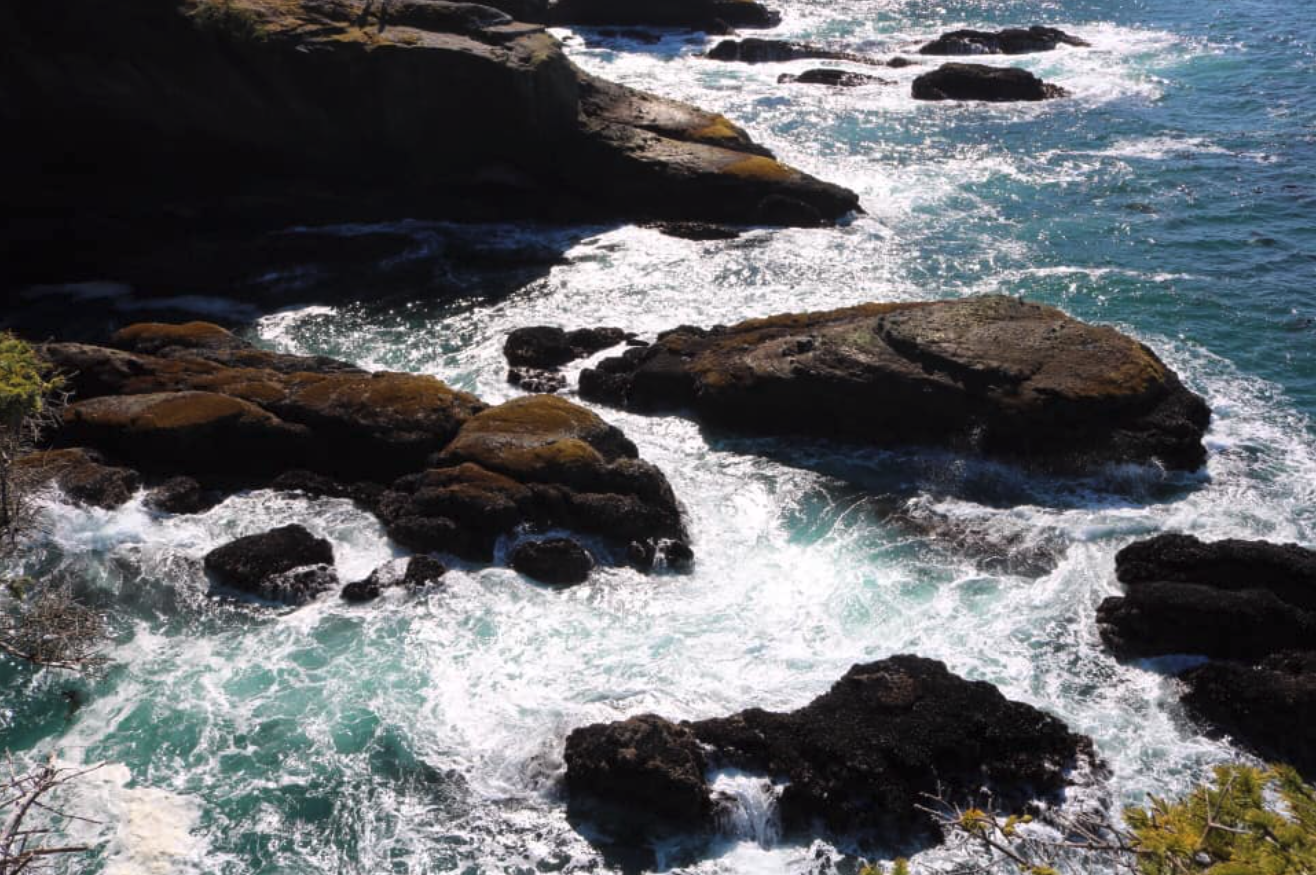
top-left (112, 321), bottom-right (234, 348)
top-left (689, 115), bottom-right (740, 143)
top-left (720, 155), bottom-right (797, 182)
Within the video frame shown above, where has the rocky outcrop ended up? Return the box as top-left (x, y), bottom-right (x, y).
top-left (1181, 652), bottom-right (1316, 779)
top-left (505, 326), bottom-right (626, 368)
top-left (779, 70), bottom-right (892, 88)
top-left (548, 0), bottom-right (780, 30)
top-left (14, 448), bottom-right (142, 509)
top-left (2, 0), bottom-right (858, 292)
top-left (511, 537), bottom-right (595, 584)
top-left (564, 656), bottom-right (1093, 847)
top-left (918, 27), bottom-right (1089, 56)
top-left (378, 395), bottom-right (688, 562)
top-left (707, 38), bottom-right (877, 65)
top-left (912, 64), bottom-right (1068, 101)
top-left (1098, 535), bottom-right (1316, 660)
top-left (580, 296), bottom-right (1210, 471)
top-left (41, 322), bottom-right (690, 574)
top-left (203, 524), bottom-right (338, 604)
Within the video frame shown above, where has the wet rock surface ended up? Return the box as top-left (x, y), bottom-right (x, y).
top-left (40, 322), bottom-right (689, 577)
top-left (511, 537), bottom-right (595, 584)
top-left (203, 524), bottom-right (337, 604)
top-left (918, 26), bottom-right (1090, 56)
top-left (779, 69), bottom-right (892, 87)
top-left (912, 63), bottom-right (1069, 101)
top-left (580, 296), bottom-right (1210, 471)
top-left (1181, 651), bottom-right (1316, 779)
top-left (564, 656), bottom-right (1093, 847)
top-left (707, 38), bottom-right (877, 65)
top-left (1098, 534), bottom-right (1316, 660)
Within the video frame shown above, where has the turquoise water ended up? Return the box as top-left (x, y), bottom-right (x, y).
top-left (3, 0), bottom-right (1316, 872)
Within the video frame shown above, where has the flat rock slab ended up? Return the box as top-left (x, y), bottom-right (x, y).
top-left (580, 296), bottom-right (1210, 471)
top-left (565, 655), bottom-right (1093, 848)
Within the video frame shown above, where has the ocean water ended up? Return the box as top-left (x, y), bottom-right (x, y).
top-left (4, 0), bottom-right (1316, 872)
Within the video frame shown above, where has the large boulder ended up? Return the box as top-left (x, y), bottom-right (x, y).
top-left (1180, 651), bottom-right (1316, 779)
top-left (580, 296), bottom-right (1210, 471)
top-left (378, 396), bottom-right (689, 561)
top-left (564, 715), bottom-right (714, 840)
top-left (707, 39), bottom-right (876, 65)
top-left (548, 0), bottom-right (780, 30)
top-left (912, 63), bottom-right (1068, 101)
top-left (918, 26), bottom-right (1089, 56)
top-left (203, 524), bottom-right (337, 604)
top-left (1098, 534), bottom-right (1316, 660)
top-left (564, 656), bottom-right (1093, 847)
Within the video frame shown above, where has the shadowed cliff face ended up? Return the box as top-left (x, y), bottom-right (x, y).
top-left (0, 0), bottom-right (859, 292)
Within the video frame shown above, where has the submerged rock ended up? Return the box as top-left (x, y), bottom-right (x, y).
top-left (564, 656), bottom-right (1093, 847)
top-left (1180, 651), bottom-right (1316, 779)
top-left (912, 63), bottom-right (1069, 101)
top-left (580, 296), bottom-right (1210, 471)
top-left (15, 448), bottom-right (141, 509)
top-left (204, 524), bottom-right (337, 604)
top-left (1098, 534), bottom-right (1316, 660)
top-left (918, 26), bottom-right (1090, 56)
top-left (707, 38), bottom-right (876, 65)
top-left (779, 69), bottom-right (892, 87)
top-left (511, 537), bottom-right (595, 584)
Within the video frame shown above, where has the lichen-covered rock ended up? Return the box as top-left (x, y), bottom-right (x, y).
top-left (564, 714), bottom-right (714, 840)
top-left (912, 63), bottom-right (1068, 101)
top-left (1098, 534), bottom-right (1316, 660)
top-left (707, 38), bottom-right (876, 65)
top-left (918, 26), bottom-right (1089, 56)
top-left (511, 537), bottom-right (595, 584)
top-left (580, 296), bottom-right (1210, 471)
top-left (14, 448), bottom-right (142, 509)
top-left (1180, 651), bottom-right (1316, 779)
top-left (203, 524), bottom-right (336, 604)
top-left (563, 656), bottom-right (1093, 848)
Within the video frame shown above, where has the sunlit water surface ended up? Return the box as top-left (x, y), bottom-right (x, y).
top-left (4, 0), bottom-right (1316, 872)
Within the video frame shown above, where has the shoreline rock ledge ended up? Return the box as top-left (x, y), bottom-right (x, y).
top-left (2, 0), bottom-right (859, 283)
top-left (580, 296), bottom-right (1211, 471)
top-left (564, 655), bottom-right (1095, 850)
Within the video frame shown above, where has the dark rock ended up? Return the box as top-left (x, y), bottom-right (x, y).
top-left (912, 63), bottom-right (1068, 101)
top-left (918, 26), bottom-right (1090, 56)
top-left (403, 555), bottom-right (448, 586)
top-left (505, 325), bottom-right (626, 369)
top-left (14, 448), bottom-right (141, 509)
top-left (1115, 534), bottom-right (1316, 610)
top-left (707, 38), bottom-right (876, 65)
top-left (779, 69), bottom-right (891, 87)
top-left (564, 714), bottom-right (714, 839)
top-left (550, 0), bottom-right (780, 30)
top-left (203, 524), bottom-right (336, 605)
top-left (145, 476), bottom-right (216, 514)
top-left (508, 368), bottom-right (569, 394)
top-left (564, 656), bottom-right (1093, 847)
top-left (645, 221), bottom-right (743, 240)
top-left (1098, 534), bottom-right (1316, 660)
top-left (1180, 651), bottom-right (1316, 779)
top-left (511, 537), bottom-right (595, 584)
top-left (580, 296), bottom-right (1210, 471)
